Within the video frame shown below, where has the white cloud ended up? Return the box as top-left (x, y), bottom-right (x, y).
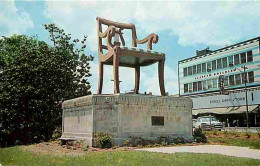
top-left (44, 1), bottom-right (260, 95)
top-left (44, 1), bottom-right (260, 48)
top-left (0, 1), bottom-right (34, 36)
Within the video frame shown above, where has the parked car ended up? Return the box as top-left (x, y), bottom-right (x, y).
top-left (194, 116), bottom-right (223, 131)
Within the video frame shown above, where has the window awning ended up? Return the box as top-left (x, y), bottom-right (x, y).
top-left (193, 105), bottom-right (259, 115)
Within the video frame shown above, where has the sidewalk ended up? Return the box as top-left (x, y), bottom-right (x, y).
top-left (137, 145), bottom-right (260, 160)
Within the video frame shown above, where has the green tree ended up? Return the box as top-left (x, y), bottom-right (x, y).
top-left (0, 24), bottom-right (93, 146)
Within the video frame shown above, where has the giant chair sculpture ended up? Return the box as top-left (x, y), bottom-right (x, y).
top-left (97, 17), bottom-right (166, 96)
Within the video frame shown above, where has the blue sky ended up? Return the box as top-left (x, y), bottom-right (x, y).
top-left (1, 1), bottom-right (260, 95)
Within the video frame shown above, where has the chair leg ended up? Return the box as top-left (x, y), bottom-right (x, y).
top-left (134, 66), bottom-right (140, 94)
top-left (158, 59), bottom-right (166, 96)
top-left (97, 61), bottom-right (103, 94)
top-left (113, 54), bottom-right (120, 94)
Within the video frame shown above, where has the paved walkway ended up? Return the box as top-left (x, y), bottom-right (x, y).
top-left (137, 145), bottom-right (260, 159)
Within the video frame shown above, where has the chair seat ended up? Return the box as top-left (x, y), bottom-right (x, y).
top-left (120, 46), bottom-right (163, 55)
top-left (103, 46), bottom-right (165, 67)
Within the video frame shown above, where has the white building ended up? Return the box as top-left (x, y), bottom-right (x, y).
top-left (178, 37), bottom-right (260, 127)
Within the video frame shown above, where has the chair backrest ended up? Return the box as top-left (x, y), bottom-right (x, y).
top-left (96, 17), bottom-right (138, 56)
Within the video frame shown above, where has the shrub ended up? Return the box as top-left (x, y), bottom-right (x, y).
top-left (126, 136), bottom-right (146, 147)
top-left (154, 143), bottom-right (160, 147)
top-left (244, 129), bottom-right (251, 139)
top-left (193, 127), bottom-right (207, 143)
top-left (156, 136), bottom-right (170, 145)
top-left (51, 126), bottom-right (62, 140)
top-left (161, 141), bottom-right (168, 146)
top-left (94, 132), bottom-right (112, 149)
top-left (122, 139), bottom-right (131, 147)
top-left (172, 136), bottom-right (187, 144)
top-left (134, 137), bottom-right (146, 146)
top-left (146, 144), bottom-right (154, 148)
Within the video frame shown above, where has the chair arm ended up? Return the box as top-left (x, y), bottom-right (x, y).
top-left (136, 33), bottom-right (159, 50)
top-left (106, 26), bottom-right (115, 50)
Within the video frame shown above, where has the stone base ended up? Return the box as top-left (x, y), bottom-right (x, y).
top-left (61, 94), bottom-right (193, 147)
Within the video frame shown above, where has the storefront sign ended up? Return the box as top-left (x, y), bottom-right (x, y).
top-left (192, 90), bottom-right (260, 109)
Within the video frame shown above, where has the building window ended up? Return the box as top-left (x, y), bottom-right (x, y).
top-left (240, 52), bottom-right (246, 64)
top-left (212, 60), bottom-right (217, 70)
top-left (229, 75), bottom-right (235, 86)
top-left (234, 54), bottom-right (240, 65)
top-left (188, 83), bottom-right (192, 92)
top-left (202, 80), bottom-right (208, 90)
top-left (247, 51), bottom-right (253, 62)
top-left (222, 57), bottom-right (228, 68)
top-left (192, 65), bottom-right (197, 75)
top-left (198, 81), bottom-right (202, 91)
top-left (184, 84), bottom-right (188, 93)
top-left (248, 71), bottom-right (254, 83)
top-left (202, 63), bottom-right (206, 73)
top-left (188, 66), bottom-right (192, 75)
top-left (212, 78), bottom-right (218, 88)
top-left (197, 64), bottom-right (202, 74)
top-left (207, 62), bottom-right (211, 72)
top-left (217, 59), bottom-right (222, 69)
top-left (224, 76), bottom-right (228, 87)
top-left (207, 79), bottom-right (212, 89)
top-left (235, 74), bottom-right (241, 85)
top-left (228, 55), bottom-right (233, 66)
top-left (193, 82), bottom-right (198, 92)
top-left (152, 116), bottom-right (164, 126)
top-left (183, 68), bottom-right (187, 77)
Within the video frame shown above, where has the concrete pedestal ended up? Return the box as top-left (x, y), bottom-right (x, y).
top-left (61, 94), bottom-right (193, 146)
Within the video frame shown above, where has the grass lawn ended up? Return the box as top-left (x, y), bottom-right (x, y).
top-left (208, 137), bottom-right (260, 150)
top-left (0, 146), bottom-right (260, 166)
top-left (205, 130), bottom-right (260, 150)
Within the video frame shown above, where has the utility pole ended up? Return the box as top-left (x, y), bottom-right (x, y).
top-left (209, 114), bottom-right (212, 130)
top-left (236, 65), bottom-right (249, 128)
top-left (243, 65), bottom-right (249, 128)
top-left (226, 65), bottom-right (249, 128)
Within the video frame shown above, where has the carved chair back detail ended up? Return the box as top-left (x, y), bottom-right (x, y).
top-left (97, 17), bottom-right (159, 56)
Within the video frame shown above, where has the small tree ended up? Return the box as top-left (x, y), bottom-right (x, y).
top-left (0, 24), bottom-right (93, 146)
